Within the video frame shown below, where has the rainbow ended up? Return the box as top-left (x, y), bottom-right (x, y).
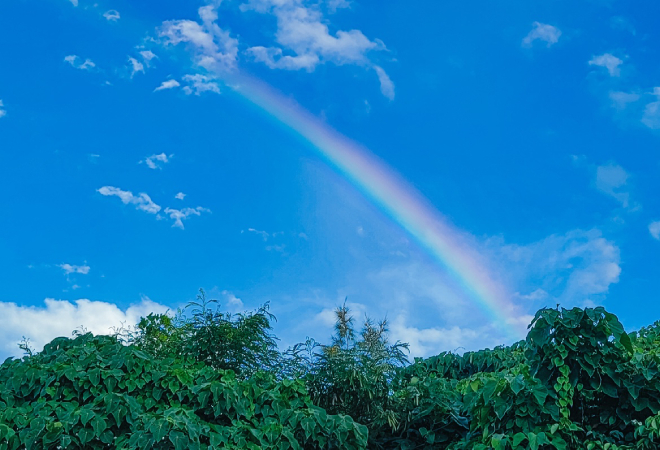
top-left (224, 73), bottom-right (525, 340)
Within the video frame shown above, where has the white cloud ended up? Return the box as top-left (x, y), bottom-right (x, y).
top-left (284, 224), bottom-right (621, 358)
top-left (265, 244), bottom-right (286, 252)
top-left (140, 50), bottom-right (157, 62)
top-left (64, 55), bottom-right (96, 71)
top-left (103, 10), bottom-right (120, 21)
top-left (650, 221), bottom-right (660, 240)
top-left (69, 0), bottom-right (78, 6)
top-left (642, 87), bottom-right (660, 129)
top-left (595, 162), bottom-right (630, 207)
top-left (244, 1), bottom-right (384, 71)
top-left (174, 192), bottom-right (186, 200)
top-left (327, 0), bottom-right (350, 12)
top-left (0, 297), bottom-right (169, 357)
top-left (128, 57), bottom-right (145, 77)
top-left (374, 65), bottom-right (395, 100)
top-left (389, 316), bottom-right (483, 356)
top-left (159, 5), bottom-right (239, 73)
top-left (141, 153), bottom-right (172, 169)
top-left (489, 229), bottom-right (621, 308)
top-left (220, 290), bottom-right (244, 312)
top-left (516, 288), bottom-right (548, 301)
top-left (522, 22), bottom-right (561, 48)
top-left (159, 1), bottom-right (391, 98)
top-left (0, 100), bottom-right (6, 118)
top-left (97, 186), bottom-right (161, 214)
top-left (154, 79), bottom-right (181, 92)
top-left (247, 228), bottom-right (270, 240)
top-left (609, 91), bottom-right (640, 109)
top-left (182, 74), bottom-right (220, 95)
top-left (163, 206), bottom-right (211, 229)
top-left (589, 53), bottom-right (623, 77)
top-left (248, 46), bottom-right (320, 70)
top-left (58, 264), bottom-right (90, 276)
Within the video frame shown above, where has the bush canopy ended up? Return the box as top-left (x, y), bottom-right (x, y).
top-left (3, 291), bottom-right (660, 449)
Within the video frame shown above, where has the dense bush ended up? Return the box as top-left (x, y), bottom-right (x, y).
top-left (5, 293), bottom-right (660, 449)
top-left (0, 333), bottom-right (367, 449)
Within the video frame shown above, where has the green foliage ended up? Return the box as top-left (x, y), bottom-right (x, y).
top-left (0, 332), bottom-right (367, 449)
top-left (8, 294), bottom-right (660, 450)
top-left (129, 289), bottom-right (280, 378)
top-left (286, 304), bottom-right (408, 439)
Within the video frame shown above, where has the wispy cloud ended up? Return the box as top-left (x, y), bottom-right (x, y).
top-left (610, 16), bottom-right (636, 35)
top-left (0, 100), bottom-right (6, 118)
top-left (58, 264), bottom-right (90, 276)
top-left (103, 10), bottom-right (120, 21)
top-left (159, 5), bottom-right (239, 73)
top-left (589, 53), bottom-right (623, 77)
top-left (374, 66), bottom-right (395, 100)
top-left (220, 290), bottom-right (244, 311)
top-left (182, 74), bottom-right (220, 95)
top-left (642, 87), bottom-right (660, 130)
top-left (327, 0), bottom-right (351, 13)
top-left (650, 221), bottom-right (660, 240)
top-left (69, 0), bottom-right (78, 6)
top-left (522, 22), bottom-right (561, 48)
top-left (174, 192), bottom-right (186, 200)
top-left (595, 162), bottom-right (632, 208)
top-left (163, 206), bottom-right (211, 229)
top-left (154, 79), bottom-right (181, 92)
top-left (97, 186), bottom-right (161, 214)
top-left (140, 153), bottom-right (172, 169)
top-left (128, 56), bottom-right (145, 77)
top-left (64, 55), bottom-right (95, 71)
top-left (0, 297), bottom-right (168, 357)
top-left (246, 228), bottom-right (270, 241)
top-left (140, 50), bottom-right (157, 62)
top-left (488, 228), bottom-right (621, 308)
top-left (609, 91), bottom-right (640, 110)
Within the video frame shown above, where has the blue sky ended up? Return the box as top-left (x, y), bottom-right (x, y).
top-left (1, 0), bottom-right (660, 358)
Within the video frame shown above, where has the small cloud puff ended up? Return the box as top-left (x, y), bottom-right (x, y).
top-left (154, 79), bottom-right (181, 92)
top-left (589, 53), bottom-right (623, 77)
top-left (183, 74), bottom-right (220, 95)
top-left (164, 206), bottom-right (211, 229)
top-left (642, 87), bottom-right (660, 130)
top-left (650, 221), bottom-right (660, 240)
top-left (374, 66), bottom-right (395, 101)
top-left (522, 22), bottom-right (561, 48)
top-left (175, 192), bottom-right (186, 200)
top-left (140, 50), bottom-right (157, 62)
top-left (595, 162), bottom-right (632, 209)
top-left (97, 186), bottom-right (161, 214)
top-left (58, 264), bottom-right (91, 276)
top-left (128, 57), bottom-right (145, 77)
top-left (103, 10), bottom-right (120, 21)
top-left (141, 153), bottom-right (172, 169)
top-left (64, 55), bottom-right (95, 71)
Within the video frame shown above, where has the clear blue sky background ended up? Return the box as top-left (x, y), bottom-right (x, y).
top-left (1, 0), bottom-right (659, 358)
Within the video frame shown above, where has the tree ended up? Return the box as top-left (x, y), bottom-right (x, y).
top-left (129, 289), bottom-right (280, 377)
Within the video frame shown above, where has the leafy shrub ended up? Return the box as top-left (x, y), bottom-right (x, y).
top-left (0, 332), bottom-right (367, 449)
top-left (8, 294), bottom-right (660, 450)
top-left (129, 290), bottom-right (280, 378)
